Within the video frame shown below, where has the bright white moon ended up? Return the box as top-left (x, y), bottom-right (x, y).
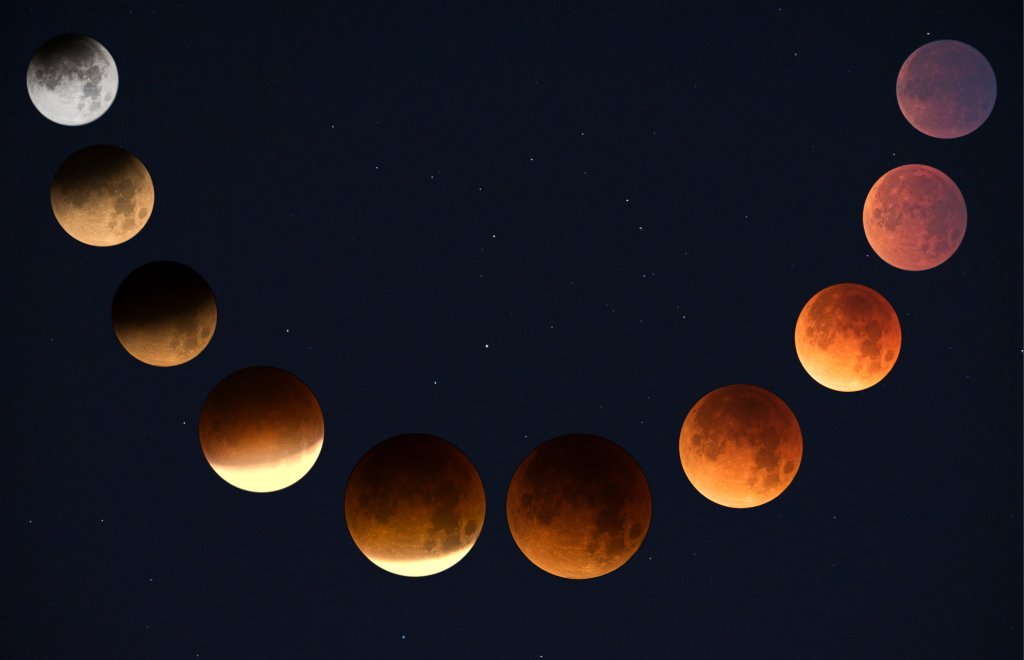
top-left (26, 35), bottom-right (118, 126)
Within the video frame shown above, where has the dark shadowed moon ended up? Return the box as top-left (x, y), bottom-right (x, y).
top-left (896, 40), bottom-right (996, 139)
top-left (863, 164), bottom-right (967, 271)
top-left (199, 367), bottom-right (324, 493)
top-left (506, 434), bottom-right (652, 580)
top-left (111, 261), bottom-right (217, 367)
top-left (679, 385), bottom-right (802, 508)
top-left (51, 145), bottom-right (154, 247)
top-left (795, 283), bottom-right (901, 392)
top-left (345, 434), bottom-right (486, 577)
top-left (27, 34), bottom-right (118, 126)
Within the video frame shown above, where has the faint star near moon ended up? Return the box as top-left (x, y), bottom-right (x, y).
top-left (27, 34), bottom-right (118, 126)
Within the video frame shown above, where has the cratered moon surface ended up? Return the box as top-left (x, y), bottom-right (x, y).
top-left (345, 434), bottom-right (486, 577)
top-left (27, 34), bottom-right (118, 126)
top-left (111, 262), bottom-right (217, 367)
top-left (199, 367), bottom-right (324, 493)
top-left (51, 145), bottom-right (154, 247)
top-left (795, 283), bottom-right (901, 392)
top-left (506, 434), bottom-right (652, 580)
top-left (863, 164), bottom-right (967, 271)
top-left (679, 384), bottom-right (802, 508)
top-left (896, 40), bottom-right (996, 139)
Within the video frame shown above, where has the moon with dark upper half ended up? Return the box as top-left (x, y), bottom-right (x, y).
top-left (345, 434), bottom-right (486, 577)
top-left (199, 367), bottom-right (324, 493)
top-left (27, 34), bottom-right (118, 126)
top-left (795, 283), bottom-right (901, 392)
top-left (111, 262), bottom-right (217, 367)
top-left (51, 145), bottom-right (154, 247)
top-left (863, 164), bottom-right (967, 271)
top-left (897, 40), bottom-right (996, 139)
top-left (506, 434), bottom-right (652, 580)
top-left (679, 385), bottom-right (802, 508)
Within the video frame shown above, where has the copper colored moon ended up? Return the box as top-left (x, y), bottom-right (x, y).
top-left (863, 164), bottom-right (967, 271)
top-left (198, 367), bottom-right (324, 493)
top-left (111, 261), bottom-right (217, 367)
top-left (344, 434), bottom-right (486, 577)
top-left (506, 434), bottom-right (651, 580)
top-left (896, 40), bottom-right (996, 139)
top-left (678, 385), bottom-right (802, 508)
top-left (50, 145), bottom-right (154, 247)
top-left (795, 283), bottom-right (901, 392)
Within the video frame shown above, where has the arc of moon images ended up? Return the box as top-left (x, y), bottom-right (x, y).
top-left (199, 367), bottom-right (324, 493)
top-left (679, 385), bottom-right (802, 509)
top-left (111, 262), bottom-right (217, 367)
top-left (51, 145), bottom-right (154, 247)
top-left (863, 164), bottom-right (967, 271)
top-left (344, 434), bottom-right (486, 577)
top-left (27, 34), bottom-right (118, 126)
top-left (897, 39), bottom-right (996, 139)
top-left (506, 434), bottom-right (652, 580)
top-left (795, 283), bottom-right (901, 392)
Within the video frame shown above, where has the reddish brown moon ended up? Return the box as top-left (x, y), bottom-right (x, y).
top-left (795, 283), bottom-right (901, 392)
top-left (506, 434), bottom-right (651, 580)
top-left (345, 434), bottom-right (486, 577)
top-left (198, 367), bottom-right (324, 493)
top-left (863, 164), bottom-right (967, 271)
top-left (111, 261), bottom-right (217, 366)
top-left (897, 40), bottom-right (997, 139)
top-left (679, 384), bottom-right (802, 508)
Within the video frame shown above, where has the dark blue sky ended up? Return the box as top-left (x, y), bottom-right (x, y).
top-left (3, 2), bottom-right (1021, 658)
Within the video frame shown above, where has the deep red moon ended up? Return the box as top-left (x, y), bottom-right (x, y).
top-left (679, 384), bottom-right (802, 508)
top-left (506, 434), bottom-right (652, 580)
top-left (896, 40), bottom-right (997, 139)
top-left (345, 434), bottom-right (486, 577)
top-left (863, 164), bottom-right (967, 271)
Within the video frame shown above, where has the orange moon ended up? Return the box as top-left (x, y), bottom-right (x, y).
top-left (863, 164), bottom-right (967, 271)
top-left (111, 261), bottom-right (216, 367)
top-left (896, 40), bottom-right (997, 139)
top-left (344, 434), bottom-right (486, 577)
top-left (795, 283), bottom-right (901, 392)
top-left (506, 434), bottom-right (651, 580)
top-left (678, 385), bottom-right (802, 508)
top-left (198, 367), bottom-right (324, 493)
top-left (50, 145), bottom-right (154, 246)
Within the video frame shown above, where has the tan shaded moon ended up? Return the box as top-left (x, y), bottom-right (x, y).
top-left (863, 164), bottom-right (967, 271)
top-left (506, 434), bottom-right (651, 580)
top-left (795, 283), bottom-right (901, 392)
top-left (198, 367), bottom-right (324, 493)
top-left (897, 40), bottom-right (997, 139)
top-left (111, 261), bottom-right (216, 367)
top-left (344, 434), bottom-right (486, 577)
top-left (50, 144), bottom-right (153, 247)
top-left (679, 384), bottom-right (802, 508)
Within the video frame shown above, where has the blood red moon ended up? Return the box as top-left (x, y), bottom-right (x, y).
top-left (863, 164), bottom-right (967, 271)
top-left (506, 434), bottom-right (652, 580)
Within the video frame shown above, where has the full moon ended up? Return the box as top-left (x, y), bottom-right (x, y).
top-left (199, 367), bottom-right (324, 493)
top-left (345, 434), bottom-right (486, 577)
top-left (795, 283), bottom-right (901, 392)
top-left (506, 434), bottom-right (651, 580)
top-left (896, 40), bottom-right (997, 139)
top-left (679, 384), bottom-right (802, 508)
top-left (111, 261), bottom-right (217, 367)
top-left (863, 164), bottom-right (967, 271)
top-left (51, 145), bottom-right (154, 247)
top-left (27, 35), bottom-right (118, 126)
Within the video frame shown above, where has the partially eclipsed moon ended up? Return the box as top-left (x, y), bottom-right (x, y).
top-left (199, 367), bottom-right (324, 493)
top-left (111, 261), bottom-right (217, 367)
top-left (679, 384), bottom-right (802, 508)
top-left (795, 283), bottom-right (901, 392)
top-left (27, 34), bottom-right (118, 126)
top-left (506, 434), bottom-right (652, 580)
top-left (344, 434), bottom-right (486, 577)
top-left (51, 145), bottom-right (154, 247)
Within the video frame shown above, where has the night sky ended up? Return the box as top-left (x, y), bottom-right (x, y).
top-left (3, 2), bottom-right (1021, 658)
